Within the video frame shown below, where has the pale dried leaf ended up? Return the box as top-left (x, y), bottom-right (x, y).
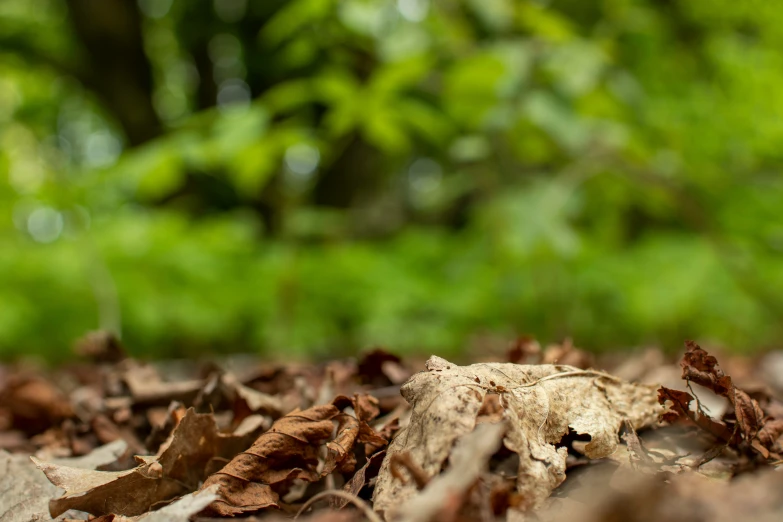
top-left (220, 373), bottom-right (282, 415)
top-left (0, 450), bottom-right (59, 522)
top-left (393, 422), bottom-right (505, 522)
top-left (122, 364), bottom-right (202, 405)
top-left (373, 357), bottom-right (662, 518)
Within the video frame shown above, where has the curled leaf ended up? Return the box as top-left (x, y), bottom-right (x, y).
top-left (680, 340), bottom-right (732, 395)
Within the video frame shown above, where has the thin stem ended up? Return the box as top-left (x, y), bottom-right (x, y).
top-left (294, 490), bottom-right (383, 522)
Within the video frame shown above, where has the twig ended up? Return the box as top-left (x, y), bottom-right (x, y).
top-left (389, 452), bottom-right (430, 489)
top-left (294, 490), bottom-right (383, 522)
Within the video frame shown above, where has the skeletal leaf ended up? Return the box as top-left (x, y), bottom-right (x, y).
top-left (372, 356), bottom-right (661, 519)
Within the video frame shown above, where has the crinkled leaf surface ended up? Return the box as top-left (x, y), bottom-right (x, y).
top-left (201, 396), bottom-right (386, 516)
top-left (373, 356), bottom-right (661, 518)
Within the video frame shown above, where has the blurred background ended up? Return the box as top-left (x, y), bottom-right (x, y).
top-left (1, 0), bottom-right (782, 362)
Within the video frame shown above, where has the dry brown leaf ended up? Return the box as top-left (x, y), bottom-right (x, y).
top-left (358, 350), bottom-right (410, 386)
top-left (121, 364), bottom-right (202, 406)
top-left (326, 411), bottom-right (360, 475)
top-left (662, 341), bottom-right (779, 456)
top-left (332, 394), bottom-right (388, 455)
top-left (0, 375), bottom-right (74, 435)
top-left (33, 408), bottom-right (249, 517)
top-left (679, 340), bottom-right (733, 396)
top-left (757, 419), bottom-right (783, 451)
top-left (734, 388), bottom-right (765, 442)
top-left (201, 394), bottom-right (387, 517)
top-left (372, 356), bottom-right (661, 519)
top-left (656, 387), bottom-right (734, 442)
top-left (200, 404), bottom-right (339, 516)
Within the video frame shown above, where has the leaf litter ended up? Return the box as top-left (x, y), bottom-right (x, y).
top-left (1, 333), bottom-right (782, 522)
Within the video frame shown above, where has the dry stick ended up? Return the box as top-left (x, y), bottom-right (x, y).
top-left (686, 380), bottom-right (712, 417)
top-left (294, 490), bottom-right (383, 522)
top-left (389, 451), bottom-right (431, 489)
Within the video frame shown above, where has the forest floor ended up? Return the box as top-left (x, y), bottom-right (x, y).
top-left (1, 333), bottom-right (782, 522)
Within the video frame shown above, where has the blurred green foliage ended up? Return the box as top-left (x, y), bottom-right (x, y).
top-left (2, 0), bottom-right (783, 361)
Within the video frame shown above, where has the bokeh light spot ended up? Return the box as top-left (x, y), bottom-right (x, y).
top-left (84, 130), bottom-right (122, 168)
top-left (217, 79), bottom-right (251, 111)
top-left (27, 206), bottom-right (64, 243)
top-left (284, 143), bottom-right (321, 178)
top-left (397, 0), bottom-right (429, 22)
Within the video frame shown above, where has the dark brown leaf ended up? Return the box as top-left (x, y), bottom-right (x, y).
top-left (733, 388), bottom-right (764, 442)
top-left (680, 340), bottom-right (733, 396)
top-left (358, 349), bottom-right (408, 386)
top-left (0, 375), bottom-right (73, 435)
top-left (657, 387), bottom-right (734, 442)
top-left (756, 419), bottom-right (783, 451)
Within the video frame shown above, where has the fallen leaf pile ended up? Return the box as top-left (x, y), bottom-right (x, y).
top-left (1, 334), bottom-right (782, 522)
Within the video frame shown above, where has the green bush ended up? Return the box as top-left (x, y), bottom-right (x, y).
top-left (1, 0), bottom-right (782, 360)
